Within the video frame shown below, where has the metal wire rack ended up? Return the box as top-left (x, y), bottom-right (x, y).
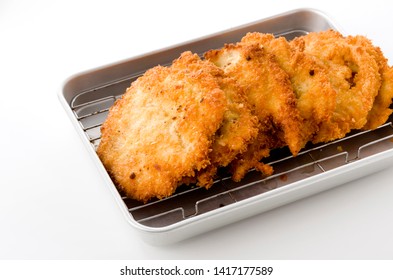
top-left (71, 84), bottom-right (393, 228)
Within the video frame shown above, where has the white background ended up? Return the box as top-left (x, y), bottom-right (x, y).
top-left (1, 0), bottom-right (393, 259)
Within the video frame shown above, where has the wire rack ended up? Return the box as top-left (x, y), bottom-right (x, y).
top-left (71, 82), bottom-right (393, 228)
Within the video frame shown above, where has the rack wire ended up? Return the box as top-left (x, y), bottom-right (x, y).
top-left (71, 86), bottom-right (393, 228)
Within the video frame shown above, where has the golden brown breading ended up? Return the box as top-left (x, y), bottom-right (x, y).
top-left (205, 43), bottom-right (302, 181)
top-left (97, 52), bottom-right (227, 202)
top-left (291, 30), bottom-right (382, 143)
top-left (196, 74), bottom-right (259, 187)
top-left (97, 30), bottom-right (393, 203)
top-left (171, 52), bottom-right (259, 188)
top-left (366, 64), bottom-right (393, 129)
top-left (345, 35), bottom-right (393, 130)
top-left (242, 32), bottom-right (336, 145)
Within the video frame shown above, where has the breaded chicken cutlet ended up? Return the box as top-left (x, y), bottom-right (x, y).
top-left (291, 30), bottom-right (382, 143)
top-left (98, 30), bottom-right (393, 203)
top-left (173, 52), bottom-right (259, 188)
top-left (205, 42), bottom-right (303, 181)
top-left (97, 53), bottom-right (227, 202)
top-left (97, 51), bottom-right (258, 202)
top-left (345, 35), bottom-right (393, 130)
top-left (241, 32), bottom-right (337, 145)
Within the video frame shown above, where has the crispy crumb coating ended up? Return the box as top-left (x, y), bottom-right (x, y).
top-left (242, 32), bottom-right (337, 145)
top-left (97, 30), bottom-right (393, 202)
top-left (171, 52), bottom-right (259, 188)
top-left (97, 52), bottom-right (227, 202)
top-left (345, 35), bottom-right (393, 130)
top-left (291, 30), bottom-right (382, 143)
top-left (205, 42), bottom-right (302, 181)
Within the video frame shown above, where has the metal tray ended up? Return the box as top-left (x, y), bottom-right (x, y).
top-left (59, 8), bottom-right (393, 245)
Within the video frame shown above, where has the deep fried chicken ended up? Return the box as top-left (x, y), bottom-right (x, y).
top-left (97, 53), bottom-right (227, 202)
top-left (205, 43), bottom-right (303, 181)
top-left (345, 35), bottom-right (393, 130)
top-left (97, 30), bottom-right (393, 203)
top-left (171, 52), bottom-right (259, 188)
top-left (291, 30), bottom-right (382, 143)
top-left (241, 32), bottom-right (336, 144)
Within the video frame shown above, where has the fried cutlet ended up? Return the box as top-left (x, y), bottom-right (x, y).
top-left (97, 30), bottom-right (393, 203)
top-left (97, 53), bottom-right (227, 202)
top-left (291, 30), bottom-right (381, 143)
top-left (345, 35), bottom-right (393, 130)
top-left (205, 43), bottom-right (303, 181)
top-left (171, 52), bottom-right (259, 188)
top-left (241, 32), bottom-right (337, 145)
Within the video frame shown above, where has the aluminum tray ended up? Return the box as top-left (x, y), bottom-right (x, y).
top-left (59, 8), bottom-right (393, 245)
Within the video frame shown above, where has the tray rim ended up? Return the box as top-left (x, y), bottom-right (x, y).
top-left (59, 7), bottom-right (342, 105)
top-left (58, 8), bottom-right (391, 245)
